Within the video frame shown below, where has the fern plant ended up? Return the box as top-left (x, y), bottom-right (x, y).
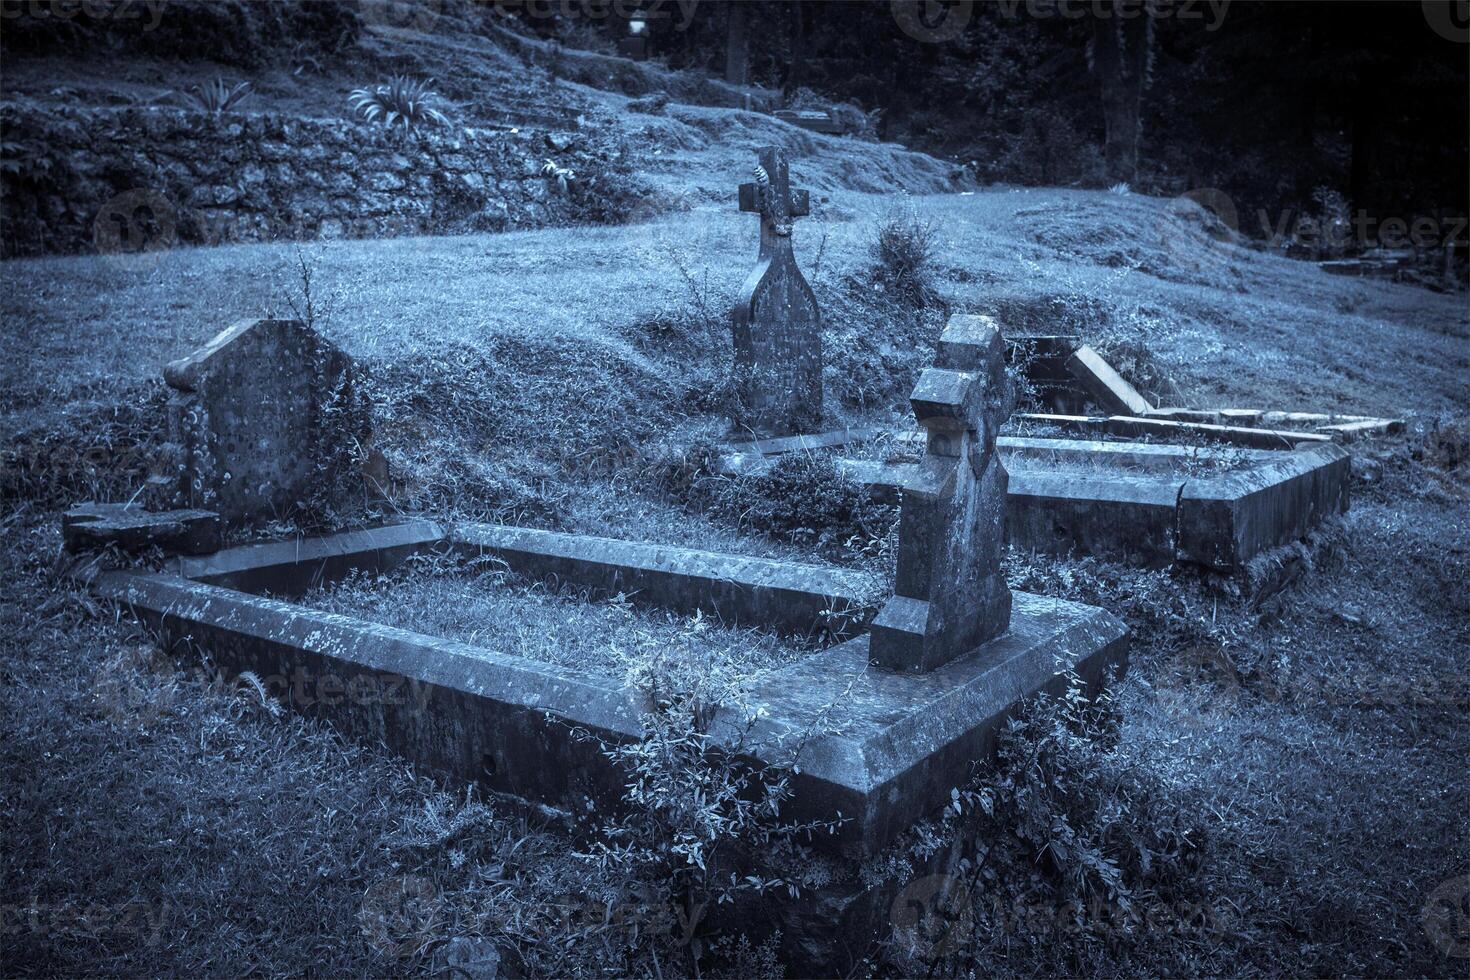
top-left (175, 77), bottom-right (254, 114)
top-left (347, 76), bottom-right (451, 132)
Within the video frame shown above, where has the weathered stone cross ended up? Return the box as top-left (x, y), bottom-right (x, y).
top-left (868, 314), bottom-right (1015, 673)
top-left (730, 146), bottom-right (822, 439)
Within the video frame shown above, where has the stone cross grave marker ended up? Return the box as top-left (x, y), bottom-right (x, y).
top-left (145, 317), bottom-right (375, 524)
top-left (868, 314), bottom-right (1015, 673)
top-left (731, 145), bottom-right (822, 439)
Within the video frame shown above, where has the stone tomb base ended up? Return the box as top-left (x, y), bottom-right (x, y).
top-left (87, 519), bottom-right (1125, 967)
top-left (723, 431), bottom-right (1350, 571)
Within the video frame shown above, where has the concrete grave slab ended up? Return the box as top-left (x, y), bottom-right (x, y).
top-left (1016, 412), bottom-right (1334, 449)
top-left (1176, 443), bottom-right (1351, 570)
top-left (729, 592), bottom-right (1127, 856)
top-left (720, 432), bottom-right (1347, 570)
top-left (1006, 469), bottom-right (1185, 566)
top-left (63, 501), bottom-right (221, 555)
top-left (174, 519), bottom-right (445, 596)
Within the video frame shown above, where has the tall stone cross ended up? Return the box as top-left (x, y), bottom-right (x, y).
top-left (868, 314), bottom-right (1015, 674)
top-left (730, 146), bottom-right (822, 439)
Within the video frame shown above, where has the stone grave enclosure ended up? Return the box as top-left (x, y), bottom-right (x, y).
top-left (70, 310), bottom-right (1127, 971)
top-left (710, 151), bottom-right (1358, 571)
top-left (727, 427), bottom-right (1350, 571)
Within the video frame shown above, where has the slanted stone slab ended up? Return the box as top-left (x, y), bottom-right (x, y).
top-left (147, 318), bottom-right (375, 523)
top-left (731, 146), bottom-right (822, 438)
top-left (1105, 414), bottom-right (1332, 449)
top-left (1177, 443), bottom-right (1350, 570)
top-left (869, 314), bottom-right (1014, 673)
top-left (1317, 418), bottom-right (1405, 442)
top-left (175, 520), bottom-right (444, 597)
top-left (1065, 344), bottom-right (1153, 416)
top-left (448, 524), bottom-right (874, 640)
top-left (63, 502), bottom-right (221, 555)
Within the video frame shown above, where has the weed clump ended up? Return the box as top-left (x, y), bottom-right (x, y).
top-left (569, 642), bottom-right (839, 975)
top-left (885, 675), bottom-right (1209, 976)
top-left (670, 450), bottom-right (897, 560)
top-left (872, 198), bottom-right (941, 307)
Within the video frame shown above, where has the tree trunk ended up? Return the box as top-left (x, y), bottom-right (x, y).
top-left (786, 1), bottom-right (806, 97)
top-left (1348, 88), bottom-right (1378, 223)
top-left (725, 1), bottom-right (749, 87)
top-left (1092, 1), bottom-right (1151, 185)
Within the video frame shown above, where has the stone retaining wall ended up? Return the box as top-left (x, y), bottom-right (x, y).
top-left (0, 101), bottom-right (640, 258)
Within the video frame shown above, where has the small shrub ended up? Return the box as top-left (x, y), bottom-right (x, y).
top-left (873, 198), bottom-right (940, 306)
top-left (174, 77), bottom-right (254, 114)
top-left (348, 76), bottom-right (452, 132)
top-left (887, 674), bottom-right (1209, 975)
top-left (569, 641), bottom-right (840, 975)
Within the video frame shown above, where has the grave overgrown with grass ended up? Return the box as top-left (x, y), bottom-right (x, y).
top-left (296, 551), bottom-right (816, 682)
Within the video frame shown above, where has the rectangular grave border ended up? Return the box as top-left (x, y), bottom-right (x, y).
top-left (720, 433), bottom-right (1350, 570)
top-left (86, 518), bottom-right (1126, 861)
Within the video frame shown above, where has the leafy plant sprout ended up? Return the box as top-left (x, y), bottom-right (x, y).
top-left (174, 77), bottom-right (254, 114)
top-left (347, 75), bottom-right (452, 132)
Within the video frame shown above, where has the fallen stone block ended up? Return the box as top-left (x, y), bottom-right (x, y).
top-left (1065, 344), bottom-right (1153, 416)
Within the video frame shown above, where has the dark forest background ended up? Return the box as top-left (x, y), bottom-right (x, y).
top-left (541, 0), bottom-right (1470, 251)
